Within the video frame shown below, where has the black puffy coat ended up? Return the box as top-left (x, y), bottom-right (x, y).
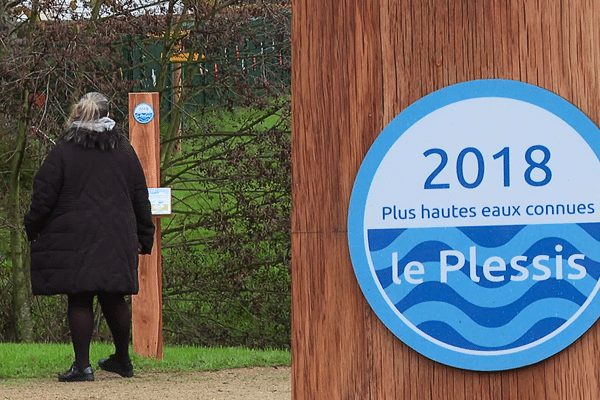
top-left (24, 125), bottom-right (155, 295)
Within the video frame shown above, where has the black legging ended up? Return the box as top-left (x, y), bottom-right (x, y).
top-left (67, 292), bottom-right (131, 369)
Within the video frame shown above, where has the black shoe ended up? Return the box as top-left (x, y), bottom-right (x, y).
top-left (98, 354), bottom-right (134, 377)
top-left (58, 363), bottom-right (95, 382)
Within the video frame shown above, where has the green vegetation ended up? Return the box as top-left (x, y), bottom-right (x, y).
top-left (0, 343), bottom-right (290, 379)
top-left (159, 101), bottom-right (291, 349)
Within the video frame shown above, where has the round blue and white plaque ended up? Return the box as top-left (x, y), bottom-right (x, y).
top-left (133, 102), bottom-right (154, 124)
top-left (348, 79), bottom-right (600, 371)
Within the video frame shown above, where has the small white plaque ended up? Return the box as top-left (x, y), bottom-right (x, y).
top-left (149, 188), bottom-right (171, 215)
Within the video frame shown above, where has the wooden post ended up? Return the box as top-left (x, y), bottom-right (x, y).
top-left (129, 92), bottom-right (163, 360)
top-left (292, 1), bottom-right (600, 399)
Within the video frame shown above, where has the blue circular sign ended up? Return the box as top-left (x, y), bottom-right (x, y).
top-left (133, 102), bottom-right (154, 124)
top-left (348, 79), bottom-right (600, 371)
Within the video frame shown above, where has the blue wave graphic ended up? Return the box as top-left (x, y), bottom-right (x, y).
top-left (578, 222), bottom-right (600, 242)
top-left (368, 228), bottom-right (406, 251)
top-left (395, 280), bottom-right (585, 327)
top-left (366, 223), bottom-right (600, 350)
top-left (417, 318), bottom-right (566, 351)
top-left (458, 225), bottom-right (526, 247)
top-left (403, 298), bottom-right (578, 348)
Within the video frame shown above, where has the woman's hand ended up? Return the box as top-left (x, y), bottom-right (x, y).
top-left (138, 244), bottom-right (143, 253)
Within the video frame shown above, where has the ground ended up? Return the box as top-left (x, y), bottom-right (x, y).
top-left (0, 366), bottom-right (291, 400)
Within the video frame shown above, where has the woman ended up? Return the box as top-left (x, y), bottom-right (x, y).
top-left (24, 92), bottom-right (155, 382)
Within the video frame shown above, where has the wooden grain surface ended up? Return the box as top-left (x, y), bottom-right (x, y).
top-left (291, 1), bottom-right (600, 398)
top-left (129, 92), bottom-right (164, 360)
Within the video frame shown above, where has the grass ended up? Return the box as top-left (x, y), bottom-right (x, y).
top-left (0, 343), bottom-right (291, 380)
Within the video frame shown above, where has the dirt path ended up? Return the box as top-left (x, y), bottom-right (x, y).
top-left (1, 366), bottom-right (291, 400)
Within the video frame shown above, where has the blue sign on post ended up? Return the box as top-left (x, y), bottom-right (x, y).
top-left (348, 79), bottom-right (600, 371)
top-left (133, 102), bottom-right (155, 124)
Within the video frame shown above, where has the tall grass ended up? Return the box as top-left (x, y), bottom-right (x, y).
top-left (0, 343), bottom-right (290, 379)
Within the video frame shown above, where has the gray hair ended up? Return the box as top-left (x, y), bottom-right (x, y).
top-left (66, 92), bottom-right (110, 128)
